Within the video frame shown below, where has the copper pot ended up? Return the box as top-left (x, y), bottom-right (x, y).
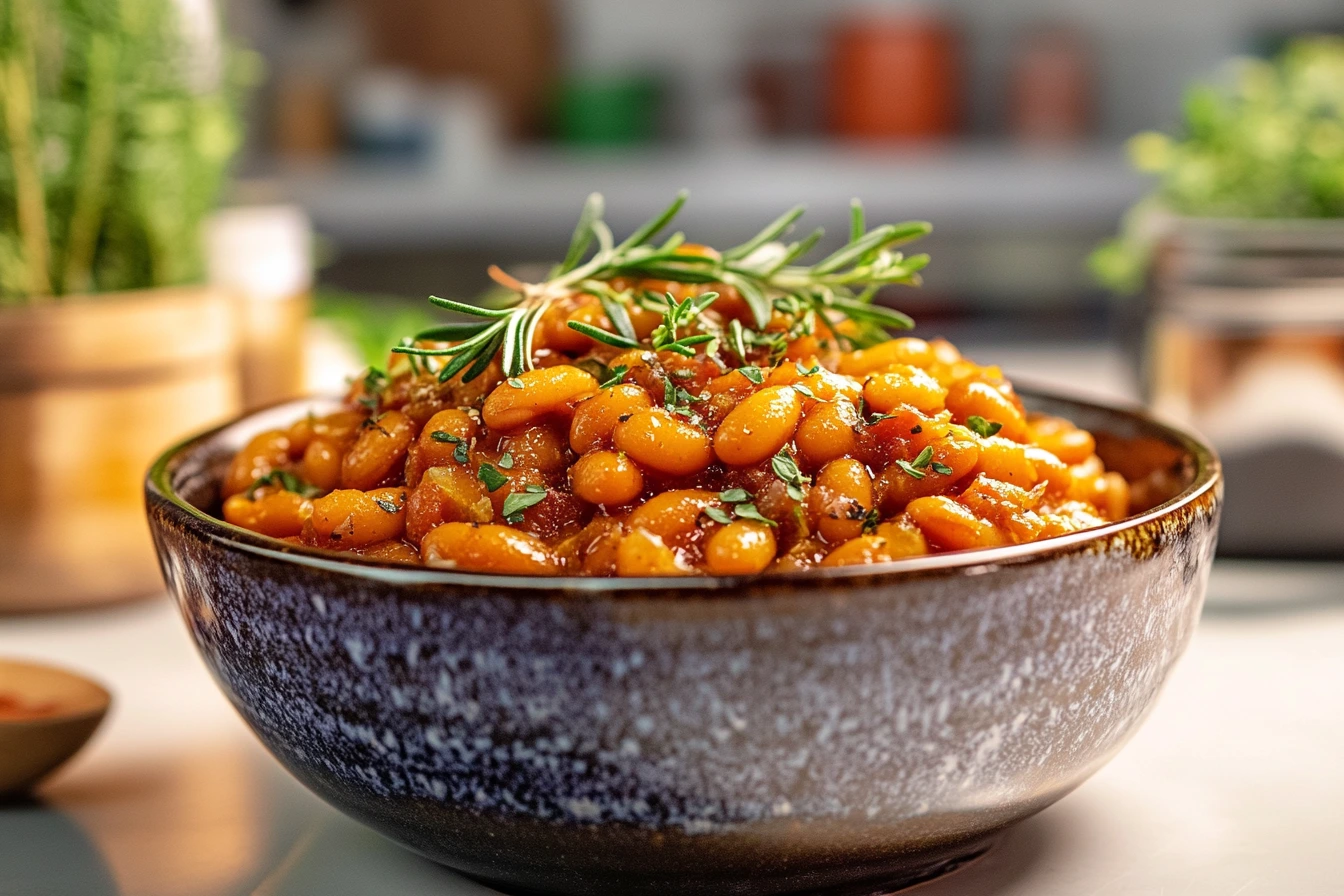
top-left (0, 287), bottom-right (241, 611)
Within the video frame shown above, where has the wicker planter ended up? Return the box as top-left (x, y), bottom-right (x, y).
top-left (0, 287), bottom-right (241, 612)
top-left (1146, 218), bottom-right (1344, 557)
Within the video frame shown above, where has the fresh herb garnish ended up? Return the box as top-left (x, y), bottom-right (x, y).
top-left (356, 367), bottom-right (388, 409)
top-left (703, 506), bottom-right (734, 525)
top-left (392, 192), bottom-right (930, 381)
top-left (499, 452), bottom-right (514, 469)
top-left (502, 485), bottom-right (547, 522)
top-left (770, 448), bottom-right (809, 501)
top-left (733, 503), bottom-right (777, 527)
top-left (795, 361), bottom-right (820, 376)
top-left (896, 445), bottom-right (953, 480)
top-left (246, 470), bottom-right (322, 500)
top-left (477, 463), bottom-right (509, 492)
top-left (600, 365), bottom-right (629, 388)
top-left (506, 377), bottom-right (524, 389)
top-left (966, 415), bottom-right (1003, 438)
top-left (792, 383), bottom-right (815, 399)
top-left (719, 488), bottom-right (751, 504)
top-left (431, 430), bottom-right (470, 464)
top-left (861, 508), bottom-right (882, 534)
top-left (738, 365), bottom-right (765, 385)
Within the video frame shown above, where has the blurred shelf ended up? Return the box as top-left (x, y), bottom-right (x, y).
top-left (252, 142), bottom-right (1146, 250)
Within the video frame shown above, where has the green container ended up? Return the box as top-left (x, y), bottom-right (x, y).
top-left (553, 73), bottom-right (662, 146)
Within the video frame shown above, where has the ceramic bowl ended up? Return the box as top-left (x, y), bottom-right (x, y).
top-left (146, 391), bottom-right (1221, 896)
top-left (0, 659), bottom-right (110, 796)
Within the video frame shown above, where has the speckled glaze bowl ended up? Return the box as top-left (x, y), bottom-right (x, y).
top-left (146, 391), bottom-right (1220, 896)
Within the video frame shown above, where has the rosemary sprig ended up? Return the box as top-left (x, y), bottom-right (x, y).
top-left (392, 192), bottom-right (930, 382)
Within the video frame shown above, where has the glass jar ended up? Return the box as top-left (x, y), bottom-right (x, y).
top-left (1146, 219), bottom-right (1344, 557)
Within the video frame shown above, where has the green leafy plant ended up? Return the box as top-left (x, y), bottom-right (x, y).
top-left (395, 191), bottom-right (931, 381)
top-left (0, 0), bottom-right (255, 303)
top-left (1091, 35), bottom-right (1344, 293)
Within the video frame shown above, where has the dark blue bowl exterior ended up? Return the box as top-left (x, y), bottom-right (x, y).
top-left (146, 396), bottom-right (1220, 896)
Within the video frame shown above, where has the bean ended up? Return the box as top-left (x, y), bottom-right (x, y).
top-left (714, 386), bottom-right (804, 466)
top-left (569, 384), bottom-right (654, 453)
top-left (502, 425), bottom-right (569, 474)
top-left (613, 409), bottom-right (714, 476)
top-left (946, 381), bottom-right (1027, 442)
top-left (483, 365), bottom-right (598, 431)
top-left (808, 458), bottom-right (874, 544)
top-left (704, 521), bottom-right (777, 575)
top-left (616, 528), bottom-right (692, 576)
top-left (1028, 415), bottom-right (1096, 464)
top-left (906, 496), bottom-right (1006, 551)
top-left (301, 438), bottom-right (343, 491)
top-left (970, 436), bottom-right (1038, 488)
top-left (627, 489), bottom-right (718, 545)
top-left (571, 451), bottom-right (644, 506)
top-left (222, 491), bottom-right (311, 538)
top-left (341, 410), bottom-right (416, 490)
top-left (837, 338), bottom-right (935, 376)
top-left (223, 430), bottom-right (291, 497)
top-left (874, 424), bottom-right (979, 512)
top-left (863, 365), bottom-right (948, 415)
top-left (404, 465), bottom-right (491, 545)
top-left (308, 487), bottom-right (408, 549)
top-left (795, 400), bottom-right (860, 467)
top-left (1024, 446), bottom-right (1071, 496)
top-left (421, 523), bottom-right (561, 575)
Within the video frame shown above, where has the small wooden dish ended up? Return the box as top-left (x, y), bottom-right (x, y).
top-left (0, 659), bottom-right (110, 796)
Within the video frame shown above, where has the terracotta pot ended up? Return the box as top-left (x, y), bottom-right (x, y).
top-left (828, 13), bottom-right (962, 141)
top-left (0, 287), bottom-right (241, 612)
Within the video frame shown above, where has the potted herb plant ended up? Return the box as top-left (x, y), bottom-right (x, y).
top-left (0, 0), bottom-right (253, 610)
top-left (1091, 35), bottom-right (1344, 557)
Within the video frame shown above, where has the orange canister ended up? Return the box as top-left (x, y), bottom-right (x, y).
top-left (827, 12), bottom-right (962, 141)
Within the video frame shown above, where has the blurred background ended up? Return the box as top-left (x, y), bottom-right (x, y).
top-left (3, 0), bottom-right (1344, 614)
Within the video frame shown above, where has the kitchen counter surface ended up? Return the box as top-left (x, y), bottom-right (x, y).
top-left (1, 565), bottom-right (1341, 896)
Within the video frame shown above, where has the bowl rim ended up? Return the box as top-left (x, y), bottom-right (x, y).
top-left (146, 384), bottom-right (1221, 594)
top-left (0, 657), bottom-right (112, 729)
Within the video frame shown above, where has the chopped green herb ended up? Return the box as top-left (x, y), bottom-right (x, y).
top-left (728, 319), bottom-right (751, 362)
top-left (967, 415), bottom-right (1003, 438)
top-left (719, 488), bottom-right (751, 504)
top-left (734, 503), bottom-right (778, 527)
top-left (430, 430), bottom-right (470, 464)
top-left (770, 448), bottom-right (809, 501)
top-left (896, 445), bottom-right (938, 479)
top-left (792, 384), bottom-right (815, 399)
top-left (374, 496), bottom-right (401, 513)
top-left (930, 461), bottom-right (954, 476)
top-left (861, 508), bottom-right (882, 534)
top-left (502, 485), bottom-right (547, 522)
top-left (478, 463), bottom-right (509, 492)
top-left (703, 506), bottom-right (734, 525)
top-left (507, 377), bottom-right (524, 389)
top-left (245, 470), bottom-right (323, 501)
top-left (738, 365), bottom-right (765, 385)
top-left (499, 452), bottom-right (514, 469)
top-left (600, 365), bottom-right (630, 389)
top-left (795, 361), bottom-right (820, 376)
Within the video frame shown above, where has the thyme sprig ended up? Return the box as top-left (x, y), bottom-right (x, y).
top-left (392, 192), bottom-right (930, 382)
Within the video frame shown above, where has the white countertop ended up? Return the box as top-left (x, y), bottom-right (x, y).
top-left (2, 566), bottom-right (1342, 896)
